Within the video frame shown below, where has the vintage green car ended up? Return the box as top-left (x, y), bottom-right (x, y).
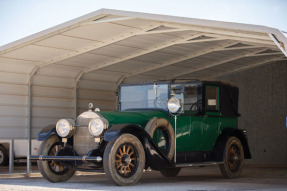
top-left (30, 79), bottom-right (251, 185)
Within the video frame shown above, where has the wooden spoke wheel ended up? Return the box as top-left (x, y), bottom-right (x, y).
top-left (219, 136), bottom-right (244, 179)
top-left (115, 144), bottom-right (138, 178)
top-left (37, 135), bottom-right (75, 182)
top-left (104, 134), bottom-right (145, 186)
top-left (227, 144), bottom-right (241, 171)
top-left (48, 144), bottom-right (66, 173)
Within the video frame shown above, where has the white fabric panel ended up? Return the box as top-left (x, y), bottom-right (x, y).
top-left (32, 96), bottom-right (73, 108)
top-left (0, 106), bottom-right (27, 116)
top-left (31, 78), bottom-right (74, 138)
top-left (0, 116), bottom-right (27, 127)
top-left (0, 72), bottom-right (29, 84)
top-left (32, 118), bottom-right (59, 129)
top-left (62, 22), bottom-right (136, 41)
top-left (78, 80), bottom-right (117, 91)
top-left (0, 94), bottom-right (27, 106)
top-left (78, 89), bottom-right (115, 101)
top-left (32, 86), bottom-right (73, 99)
top-left (2, 45), bottom-right (73, 62)
top-left (78, 100), bottom-right (115, 111)
top-left (56, 53), bottom-right (115, 68)
top-left (77, 78), bottom-right (117, 113)
top-left (33, 75), bottom-right (74, 88)
top-left (36, 65), bottom-right (81, 78)
top-left (0, 83), bottom-right (28, 95)
top-left (82, 70), bottom-right (125, 83)
top-left (0, 127), bottom-right (27, 139)
top-left (34, 35), bottom-right (97, 51)
top-left (0, 62), bottom-right (36, 74)
top-left (0, 71), bottom-right (28, 138)
top-left (33, 107), bottom-right (73, 118)
top-left (124, 74), bottom-right (159, 84)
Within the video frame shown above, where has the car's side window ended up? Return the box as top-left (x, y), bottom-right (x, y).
top-left (205, 86), bottom-right (219, 111)
top-left (183, 84), bottom-right (199, 111)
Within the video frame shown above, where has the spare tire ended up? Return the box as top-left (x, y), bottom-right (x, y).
top-left (145, 118), bottom-right (175, 160)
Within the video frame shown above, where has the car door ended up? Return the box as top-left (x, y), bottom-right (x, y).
top-left (200, 85), bottom-right (221, 151)
top-left (170, 83), bottom-right (202, 152)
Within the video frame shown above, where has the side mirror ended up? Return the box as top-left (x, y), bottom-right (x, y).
top-left (167, 97), bottom-right (183, 114)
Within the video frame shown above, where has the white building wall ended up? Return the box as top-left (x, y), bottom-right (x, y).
top-left (0, 59), bottom-right (32, 139)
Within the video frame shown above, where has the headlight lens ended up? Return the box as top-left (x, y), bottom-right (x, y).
top-left (56, 119), bottom-right (75, 138)
top-left (168, 97), bottom-right (182, 113)
top-left (88, 118), bottom-right (108, 136)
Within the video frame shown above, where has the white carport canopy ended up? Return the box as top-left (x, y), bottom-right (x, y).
top-left (0, 9), bottom-right (287, 141)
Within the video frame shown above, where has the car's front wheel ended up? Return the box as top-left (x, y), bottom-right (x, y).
top-left (37, 135), bottom-right (75, 182)
top-left (104, 134), bottom-right (145, 186)
top-left (219, 136), bottom-right (244, 178)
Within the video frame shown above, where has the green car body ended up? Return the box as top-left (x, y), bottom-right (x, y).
top-left (100, 110), bottom-right (237, 152)
top-left (33, 79), bottom-right (251, 185)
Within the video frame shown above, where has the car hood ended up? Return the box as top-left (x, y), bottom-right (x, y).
top-left (99, 110), bottom-right (169, 128)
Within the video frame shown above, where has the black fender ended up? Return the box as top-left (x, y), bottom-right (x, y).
top-left (213, 128), bottom-right (252, 161)
top-left (104, 124), bottom-right (175, 170)
top-left (37, 125), bottom-right (56, 141)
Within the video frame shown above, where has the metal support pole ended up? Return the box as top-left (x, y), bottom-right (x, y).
top-left (9, 140), bottom-right (14, 173)
top-left (74, 72), bottom-right (84, 120)
top-left (27, 67), bottom-right (38, 176)
top-left (174, 116), bottom-right (177, 163)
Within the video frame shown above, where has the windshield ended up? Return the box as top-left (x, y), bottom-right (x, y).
top-left (119, 83), bottom-right (169, 111)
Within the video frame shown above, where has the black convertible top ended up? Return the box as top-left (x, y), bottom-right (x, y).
top-left (119, 79), bottom-right (240, 117)
top-left (202, 80), bottom-right (239, 117)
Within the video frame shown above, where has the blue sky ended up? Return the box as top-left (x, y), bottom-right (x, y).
top-left (0, 0), bottom-right (286, 46)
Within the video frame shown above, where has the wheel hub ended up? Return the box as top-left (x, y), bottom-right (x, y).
top-left (48, 144), bottom-right (66, 173)
top-left (115, 144), bottom-right (137, 177)
top-left (228, 145), bottom-right (240, 171)
top-left (121, 154), bottom-right (131, 166)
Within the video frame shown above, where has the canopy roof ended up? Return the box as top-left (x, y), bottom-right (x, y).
top-left (0, 9), bottom-right (286, 139)
top-left (1, 9), bottom-right (286, 83)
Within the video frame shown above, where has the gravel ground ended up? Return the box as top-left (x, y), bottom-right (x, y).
top-left (0, 165), bottom-right (287, 191)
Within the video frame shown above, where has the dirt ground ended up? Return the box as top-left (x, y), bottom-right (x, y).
top-left (0, 165), bottom-right (287, 191)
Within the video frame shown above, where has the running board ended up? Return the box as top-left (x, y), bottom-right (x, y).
top-left (29, 155), bottom-right (102, 162)
top-left (176, 161), bottom-right (223, 168)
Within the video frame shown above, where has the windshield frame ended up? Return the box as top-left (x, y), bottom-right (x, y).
top-left (118, 80), bottom-right (202, 112)
top-left (118, 81), bottom-right (170, 112)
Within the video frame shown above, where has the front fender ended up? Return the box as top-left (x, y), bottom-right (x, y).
top-left (213, 128), bottom-right (252, 161)
top-left (104, 124), bottom-right (174, 170)
top-left (37, 125), bottom-right (56, 141)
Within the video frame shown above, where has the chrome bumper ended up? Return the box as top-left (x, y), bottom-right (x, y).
top-left (29, 155), bottom-right (102, 162)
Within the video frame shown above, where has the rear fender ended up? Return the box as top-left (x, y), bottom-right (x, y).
top-left (213, 128), bottom-right (252, 161)
top-left (104, 124), bottom-right (174, 170)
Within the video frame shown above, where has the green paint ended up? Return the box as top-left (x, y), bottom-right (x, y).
top-left (99, 81), bottom-right (238, 154)
top-left (100, 110), bottom-right (168, 128)
top-left (100, 110), bottom-right (237, 153)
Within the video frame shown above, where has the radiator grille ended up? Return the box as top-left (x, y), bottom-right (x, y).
top-left (74, 118), bottom-right (98, 156)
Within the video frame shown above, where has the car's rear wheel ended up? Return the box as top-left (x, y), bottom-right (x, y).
top-left (0, 145), bottom-right (8, 166)
top-left (145, 118), bottom-right (175, 160)
top-left (219, 136), bottom-right (244, 178)
top-left (37, 135), bottom-right (75, 182)
top-left (104, 134), bottom-right (145, 186)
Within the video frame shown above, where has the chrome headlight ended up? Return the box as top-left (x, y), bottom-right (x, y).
top-left (168, 97), bottom-right (182, 113)
top-left (56, 119), bottom-right (75, 138)
top-left (88, 118), bottom-right (109, 137)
